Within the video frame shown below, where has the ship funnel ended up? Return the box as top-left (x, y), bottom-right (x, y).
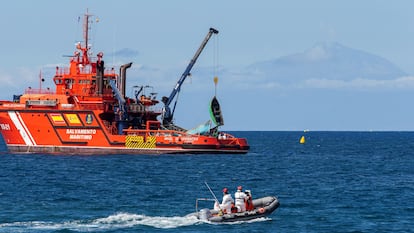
top-left (96, 60), bottom-right (105, 95)
top-left (119, 62), bottom-right (133, 97)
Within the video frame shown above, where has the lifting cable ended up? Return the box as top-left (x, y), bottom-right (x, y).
top-left (213, 33), bottom-right (220, 96)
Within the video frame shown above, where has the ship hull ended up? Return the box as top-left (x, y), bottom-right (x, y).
top-left (0, 109), bottom-right (249, 155)
top-left (5, 145), bottom-right (248, 155)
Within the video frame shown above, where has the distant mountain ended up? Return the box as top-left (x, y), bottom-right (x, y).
top-left (247, 42), bottom-right (407, 84)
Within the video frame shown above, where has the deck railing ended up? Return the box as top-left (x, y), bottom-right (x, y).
top-left (55, 65), bottom-right (116, 76)
top-left (24, 88), bottom-right (55, 95)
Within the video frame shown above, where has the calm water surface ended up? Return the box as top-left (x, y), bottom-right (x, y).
top-left (0, 131), bottom-right (413, 232)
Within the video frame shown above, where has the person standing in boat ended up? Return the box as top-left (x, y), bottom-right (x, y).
top-left (244, 189), bottom-right (254, 211)
top-left (234, 186), bottom-right (247, 212)
top-left (216, 187), bottom-right (233, 214)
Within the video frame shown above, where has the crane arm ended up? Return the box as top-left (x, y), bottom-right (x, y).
top-left (163, 28), bottom-right (219, 107)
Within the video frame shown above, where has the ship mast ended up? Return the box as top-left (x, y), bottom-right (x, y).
top-left (80, 10), bottom-right (92, 65)
top-left (84, 11), bottom-right (89, 50)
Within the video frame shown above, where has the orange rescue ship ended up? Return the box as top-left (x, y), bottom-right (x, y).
top-left (0, 11), bottom-right (249, 154)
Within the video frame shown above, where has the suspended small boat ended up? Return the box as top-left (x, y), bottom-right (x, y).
top-left (209, 96), bottom-right (224, 126)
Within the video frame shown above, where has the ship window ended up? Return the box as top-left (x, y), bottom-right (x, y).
top-left (65, 78), bottom-right (74, 89)
top-left (79, 80), bottom-right (89, 84)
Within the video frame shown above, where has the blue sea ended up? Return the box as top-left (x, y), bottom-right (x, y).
top-left (0, 131), bottom-right (413, 232)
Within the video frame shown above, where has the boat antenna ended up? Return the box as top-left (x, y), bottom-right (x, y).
top-left (204, 181), bottom-right (222, 211)
top-left (39, 70), bottom-right (44, 92)
top-left (79, 9), bottom-right (92, 65)
top-left (83, 9), bottom-right (90, 51)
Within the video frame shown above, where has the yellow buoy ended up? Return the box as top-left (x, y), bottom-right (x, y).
top-left (299, 135), bottom-right (305, 144)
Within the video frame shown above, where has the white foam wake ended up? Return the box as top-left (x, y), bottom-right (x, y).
top-left (0, 212), bottom-right (271, 232)
top-left (92, 212), bottom-right (201, 229)
top-left (0, 212), bottom-right (201, 232)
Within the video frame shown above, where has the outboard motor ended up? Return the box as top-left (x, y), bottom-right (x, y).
top-left (198, 208), bottom-right (212, 221)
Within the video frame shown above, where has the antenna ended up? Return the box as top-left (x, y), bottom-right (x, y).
top-left (39, 70), bottom-right (44, 91)
top-left (83, 9), bottom-right (91, 50)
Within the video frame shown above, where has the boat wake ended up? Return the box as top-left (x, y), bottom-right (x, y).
top-left (0, 213), bottom-right (199, 231)
top-left (0, 212), bottom-right (270, 232)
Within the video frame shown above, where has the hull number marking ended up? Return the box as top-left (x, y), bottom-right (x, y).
top-left (0, 124), bottom-right (10, 130)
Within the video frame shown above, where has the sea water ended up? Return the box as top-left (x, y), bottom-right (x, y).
top-left (0, 131), bottom-right (412, 232)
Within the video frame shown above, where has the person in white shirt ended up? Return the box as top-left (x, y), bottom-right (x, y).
top-left (234, 186), bottom-right (247, 212)
top-left (217, 187), bottom-right (233, 214)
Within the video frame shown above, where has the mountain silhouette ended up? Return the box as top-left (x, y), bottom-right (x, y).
top-left (246, 42), bottom-right (407, 84)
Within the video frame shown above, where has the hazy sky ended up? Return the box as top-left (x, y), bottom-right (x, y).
top-left (1, 0), bottom-right (414, 131)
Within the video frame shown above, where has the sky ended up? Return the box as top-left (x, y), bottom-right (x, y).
top-left (2, 0), bottom-right (414, 131)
